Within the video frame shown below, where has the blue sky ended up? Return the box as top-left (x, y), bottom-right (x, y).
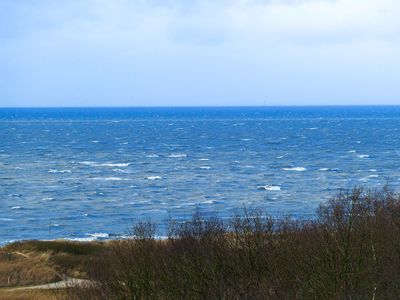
top-left (0, 0), bottom-right (399, 107)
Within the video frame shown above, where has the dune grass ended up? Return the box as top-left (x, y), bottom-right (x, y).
top-left (0, 288), bottom-right (65, 300)
top-left (0, 240), bottom-right (106, 288)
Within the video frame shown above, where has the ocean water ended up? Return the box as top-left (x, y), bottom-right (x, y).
top-left (1, 106), bottom-right (400, 244)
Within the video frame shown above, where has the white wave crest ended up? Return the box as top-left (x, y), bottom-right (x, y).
top-left (112, 168), bottom-right (129, 173)
top-left (101, 163), bottom-right (130, 167)
top-left (146, 176), bottom-right (162, 180)
top-left (258, 185), bottom-right (281, 191)
top-left (64, 237), bottom-right (97, 242)
top-left (42, 197), bottom-right (55, 201)
top-left (79, 161), bottom-right (98, 166)
top-left (168, 154), bottom-right (187, 158)
top-left (79, 161), bottom-right (130, 167)
top-left (202, 200), bottom-right (216, 204)
top-left (357, 154), bottom-right (369, 158)
top-left (92, 177), bottom-right (131, 181)
top-left (283, 167), bottom-right (307, 172)
top-left (48, 169), bottom-right (72, 173)
top-left (86, 233), bottom-right (109, 238)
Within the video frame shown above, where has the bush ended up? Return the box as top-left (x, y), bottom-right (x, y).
top-left (64, 187), bottom-right (400, 299)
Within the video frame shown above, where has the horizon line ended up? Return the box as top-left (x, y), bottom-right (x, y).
top-left (2, 104), bottom-right (400, 109)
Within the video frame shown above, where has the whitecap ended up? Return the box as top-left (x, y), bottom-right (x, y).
top-left (11, 206), bottom-right (21, 210)
top-left (202, 200), bottom-right (216, 204)
top-left (154, 235), bottom-right (169, 240)
top-left (319, 168), bottom-right (330, 171)
top-left (199, 166), bottom-right (211, 170)
top-left (258, 185), bottom-right (281, 191)
top-left (146, 176), bottom-right (162, 180)
top-left (242, 138), bottom-right (252, 141)
top-left (8, 194), bottom-right (22, 197)
top-left (369, 169), bottom-right (377, 172)
top-left (64, 237), bottom-right (97, 242)
top-left (92, 177), bottom-right (131, 181)
top-left (146, 154), bottom-right (160, 158)
top-left (307, 127), bottom-right (317, 130)
top-left (348, 150), bottom-right (356, 153)
top-left (357, 154), bottom-right (369, 159)
top-left (48, 169), bottom-right (72, 173)
top-left (86, 233), bottom-right (109, 238)
top-left (101, 163), bottom-right (130, 167)
top-left (91, 140), bottom-right (99, 143)
top-left (283, 167), bottom-right (307, 172)
top-left (112, 168), bottom-right (129, 173)
top-left (359, 174), bottom-right (379, 182)
top-left (168, 154), bottom-right (187, 158)
top-left (42, 197), bottom-right (55, 201)
top-left (79, 161), bottom-right (98, 166)
top-left (198, 158), bottom-right (209, 161)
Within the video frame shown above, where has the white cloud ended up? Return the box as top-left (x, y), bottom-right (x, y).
top-left (0, 0), bottom-right (399, 106)
top-left (5, 0), bottom-right (400, 48)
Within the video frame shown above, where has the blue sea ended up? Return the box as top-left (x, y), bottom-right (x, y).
top-left (1, 106), bottom-right (400, 244)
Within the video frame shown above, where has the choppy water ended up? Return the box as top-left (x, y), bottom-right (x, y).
top-left (1, 106), bottom-right (400, 244)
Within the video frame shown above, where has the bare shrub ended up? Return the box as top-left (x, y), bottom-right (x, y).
top-left (64, 186), bottom-right (400, 299)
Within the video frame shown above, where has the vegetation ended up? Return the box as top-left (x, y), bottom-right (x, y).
top-left (3, 186), bottom-right (400, 299)
top-left (64, 186), bottom-right (400, 299)
top-left (0, 288), bottom-right (62, 300)
top-left (0, 240), bottom-right (105, 288)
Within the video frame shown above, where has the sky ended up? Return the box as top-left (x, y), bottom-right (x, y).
top-left (0, 0), bottom-right (399, 107)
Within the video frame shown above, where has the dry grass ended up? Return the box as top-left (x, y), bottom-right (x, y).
top-left (0, 288), bottom-right (65, 300)
top-left (0, 250), bottom-right (57, 287)
top-left (0, 241), bottom-right (106, 288)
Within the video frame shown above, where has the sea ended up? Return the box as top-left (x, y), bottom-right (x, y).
top-left (1, 106), bottom-right (400, 245)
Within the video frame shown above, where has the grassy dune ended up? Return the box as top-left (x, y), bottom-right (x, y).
top-left (0, 240), bottom-right (106, 299)
top-left (0, 240), bottom-right (105, 287)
